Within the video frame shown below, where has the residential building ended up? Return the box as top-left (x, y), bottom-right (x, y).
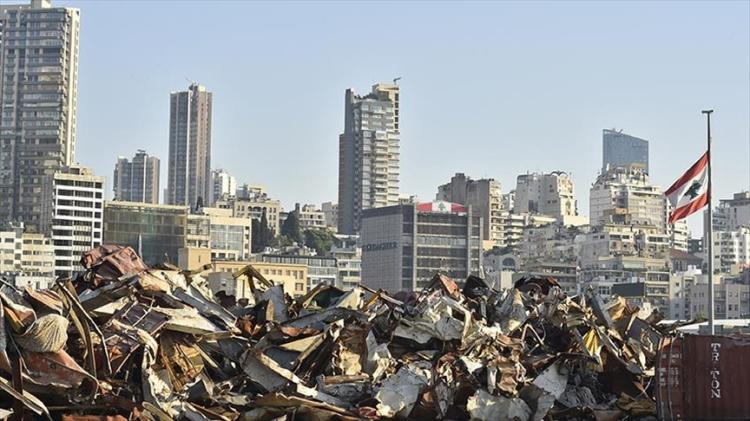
top-left (0, 0), bottom-right (81, 232)
top-left (321, 202), bottom-right (338, 231)
top-left (202, 207), bottom-right (251, 261)
top-left (516, 260), bottom-right (579, 295)
top-left (668, 268), bottom-right (706, 320)
top-left (436, 173), bottom-right (503, 248)
top-left (602, 129), bottom-right (649, 174)
top-left (186, 213), bottom-right (210, 249)
top-left (502, 191), bottom-right (515, 212)
top-left (589, 164), bottom-right (665, 229)
top-left (513, 171), bottom-right (579, 222)
top-left (360, 202), bottom-right (482, 292)
top-left (237, 183), bottom-right (266, 199)
top-left (337, 83), bottom-right (400, 234)
top-left (215, 195), bottom-right (282, 236)
top-left (113, 150), bottom-right (160, 204)
top-left (208, 260), bottom-right (308, 298)
top-left (578, 224), bottom-right (670, 264)
top-left (709, 191), bottom-right (750, 232)
top-left (669, 248), bottom-right (703, 273)
top-left (0, 222), bottom-right (55, 289)
top-left (688, 280), bottom-right (750, 320)
top-left (331, 241), bottom-right (361, 290)
top-left (51, 165), bottom-right (104, 277)
top-left (518, 222), bottom-right (584, 263)
top-left (166, 83), bottom-right (212, 208)
top-left (210, 169), bottom-right (237, 205)
top-left (497, 211), bottom-right (556, 250)
top-left (711, 227), bottom-right (750, 274)
top-left (256, 254), bottom-right (337, 290)
top-left (580, 256), bottom-right (671, 313)
top-left (295, 203), bottom-right (326, 230)
top-left (103, 201), bottom-right (189, 266)
top-left (688, 238), bottom-right (703, 255)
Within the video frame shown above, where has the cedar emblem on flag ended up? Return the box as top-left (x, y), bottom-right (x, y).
top-left (665, 152), bottom-right (709, 223)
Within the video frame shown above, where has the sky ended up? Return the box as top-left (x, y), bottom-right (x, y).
top-left (62, 0), bottom-right (749, 234)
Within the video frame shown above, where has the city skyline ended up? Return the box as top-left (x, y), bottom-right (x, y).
top-left (37, 0), bottom-right (750, 236)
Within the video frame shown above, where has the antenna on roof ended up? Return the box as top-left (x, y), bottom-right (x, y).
top-left (393, 77), bottom-right (402, 85)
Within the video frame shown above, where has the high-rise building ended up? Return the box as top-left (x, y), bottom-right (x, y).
top-left (436, 173), bottom-right (503, 248)
top-left (167, 83), bottom-right (212, 208)
top-left (590, 165), bottom-right (665, 229)
top-left (337, 83), bottom-right (400, 234)
top-left (210, 169), bottom-right (237, 205)
top-left (514, 171), bottom-right (579, 222)
top-left (0, 0), bottom-right (81, 232)
top-left (360, 202), bottom-right (482, 292)
top-left (51, 165), bottom-right (104, 277)
top-left (602, 129), bottom-right (649, 173)
top-left (113, 150), bottom-right (160, 204)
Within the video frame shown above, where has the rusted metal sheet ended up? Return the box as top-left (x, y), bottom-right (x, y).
top-left (80, 244), bottom-right (147, 285)
top-left (103, 302), bottom-right (169, 373)
top-left (656, 334), bottom-right (750, 420)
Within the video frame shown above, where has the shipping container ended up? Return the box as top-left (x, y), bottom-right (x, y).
top-left (656, 334), bottom-right (750, 420)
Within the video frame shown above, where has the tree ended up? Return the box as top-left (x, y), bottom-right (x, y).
top-left (251, 219), bottom-right (263, 253)
top-left (304, 228), bottom-right (337, 256)
top-left (281, 212), bottom-right (303, 244)
top-left (251, 210), bottom-right (273, 253)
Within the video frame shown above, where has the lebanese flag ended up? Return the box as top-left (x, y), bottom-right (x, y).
top-left (665, 151), bottom-right (709, 223)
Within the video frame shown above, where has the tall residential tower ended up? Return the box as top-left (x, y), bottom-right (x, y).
top-left (113, 150), bottom-right (160, 204)
top-left (0, 0), bottom-right (80, 232)
top-left (166, 83), bottom-right (212, 208)
top-left (337, 83), bottom-right (400, 234)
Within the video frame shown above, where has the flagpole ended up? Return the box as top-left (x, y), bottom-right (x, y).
top-left (703, 109), bottom-right (714, 335)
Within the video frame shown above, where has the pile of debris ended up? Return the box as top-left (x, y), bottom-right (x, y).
top-left (0, 245), bottom-right (670, 420)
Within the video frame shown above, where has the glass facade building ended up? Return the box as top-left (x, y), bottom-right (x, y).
top-left (602, 129), bottom-right (649, 174)
top-left (103, 201), bottom-right (188, 266)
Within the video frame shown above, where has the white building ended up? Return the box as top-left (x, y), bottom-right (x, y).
top-left (589, 165), bottom-right (665, 229)
top-left (51, 166), bottom-right (104, 278)
top-left (295, 203), bottom-right (326, 230)
top-left (215, 195), bottom-right (282, 236)
top-left (712, 227), bottom-right (750, 274)
top-left (210, 169), bottom-right (237, 205)
top-left (0, 223), bottom-right (55, 289)
top-left (332, 242), bottom-right (361, 290)
top-left (514, 171), bottom-right (578, 222)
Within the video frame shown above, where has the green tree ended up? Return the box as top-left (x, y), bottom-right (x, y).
top-left (251, 210), bottom-right (273, 253)
top-left (281, 212), bottom-right (303, 244)
top-left (304, 228), bottom-right (337, 256)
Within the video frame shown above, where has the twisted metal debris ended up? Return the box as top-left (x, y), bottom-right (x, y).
top-left (0, 244), bottom-right (692, 420)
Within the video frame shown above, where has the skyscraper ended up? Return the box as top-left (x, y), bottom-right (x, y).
top-left (337, 83), bottom-right (400, 234)
top-left (602, 129), bottom-right (649, 173)
top-left (167, 83), bottom-right (212, 208)
top-left (0, 0), bottom-right (80, 232)
top-left (113, 150), bottom-right (160, 204)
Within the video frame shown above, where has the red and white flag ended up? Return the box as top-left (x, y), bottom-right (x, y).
top-left (665, 152), bottom-right (709, 223)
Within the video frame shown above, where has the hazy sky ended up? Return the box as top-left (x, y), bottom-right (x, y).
top-left (63, 0), bottom-right (749, 233)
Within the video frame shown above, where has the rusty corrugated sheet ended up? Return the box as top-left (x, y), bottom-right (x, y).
top-left (657, 334), bottom-right (750, 420)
